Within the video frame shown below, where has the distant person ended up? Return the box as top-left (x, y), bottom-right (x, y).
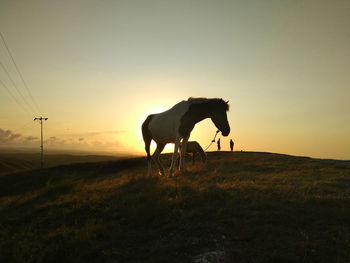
top-left (217, 138), bottom-right (221, 151)
top-left (230, 139), bottom-right (234, 151)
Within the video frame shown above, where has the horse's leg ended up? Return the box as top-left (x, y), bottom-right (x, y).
top-left (179, 135), bottom-right (189, 173)
top-left (169, 136), bottom-right (181, 177)
top-left (152, 143), bottom-right (166, 176)
top-left (177, 148), bottom-right (182, 170)
top-left (176, 151), bottom-right (180, 168)
top-left (192, 152), bottom-right (195, 165)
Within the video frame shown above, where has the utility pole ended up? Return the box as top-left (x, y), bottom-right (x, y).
top-left (34, 117), bottom-right (48, 169)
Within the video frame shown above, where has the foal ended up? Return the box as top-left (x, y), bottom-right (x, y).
top-left (142, 97), bottom-right (230, 177)
top-left (179, 141), bottom-right (207, 165)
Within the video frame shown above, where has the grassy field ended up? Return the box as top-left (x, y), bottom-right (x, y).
top-left (0, 151), bottom-right (349, 262)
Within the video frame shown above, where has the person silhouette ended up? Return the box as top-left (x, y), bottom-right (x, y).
top-left (217, 138), bottom-right (221, 151)
top-left (230, 139), bottom-right (234, 151)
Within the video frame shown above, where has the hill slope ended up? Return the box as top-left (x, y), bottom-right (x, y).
top-left (0, 153), bottom-right (123, 175)
top-left (1, 152), bottom-right (349, 262)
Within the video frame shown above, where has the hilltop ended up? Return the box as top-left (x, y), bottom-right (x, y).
top-left (0, 151), bottom-right (349, 262)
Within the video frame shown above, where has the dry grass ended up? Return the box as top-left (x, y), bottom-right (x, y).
top-left (0, 152), bottom-right (349, 262)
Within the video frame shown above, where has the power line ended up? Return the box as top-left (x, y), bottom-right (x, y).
top-left (0, 78), bottom-right (32, 116)
top-left (0, 32), bottom-right (41, 114)
top-left (11, 119), bottom-right (35, 134)
top-left (34, 117), bottom-right (48, 169)
top-left (0, 60), bottom-right (37, 115)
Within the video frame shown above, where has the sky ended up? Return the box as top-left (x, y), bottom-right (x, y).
top-left (0, 0), bottom-right (349, 159)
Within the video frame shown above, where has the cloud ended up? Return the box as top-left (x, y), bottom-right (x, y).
top-left (0, 128), bottom-right (22, 143)
top-left (45, 136), bottom-right (64, 146)
top-left (91, 140), bottom-right (121, 148)
top-left (24, 136), bottom-right (39, 142)
top-left (75, 130), bottom-right (128, 136)
top-left (0, 127), bottom-right (125, 153)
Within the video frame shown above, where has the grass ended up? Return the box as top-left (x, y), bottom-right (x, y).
top-left (0, 151), bottom-right (349, 262)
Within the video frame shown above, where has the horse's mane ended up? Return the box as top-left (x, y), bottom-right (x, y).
top-left (187, 97), bottom-right (229, 111)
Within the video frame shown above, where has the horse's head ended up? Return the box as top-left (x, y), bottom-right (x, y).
top-left (202, 152), bottom-right (208, 163)
top-left (211, 99), bottom-right (230, 136)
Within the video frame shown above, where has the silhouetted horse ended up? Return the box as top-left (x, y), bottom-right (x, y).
top-left (142, 97), bottom-right (230, 177)
top-left (179, 141), bottom-right (207, 165)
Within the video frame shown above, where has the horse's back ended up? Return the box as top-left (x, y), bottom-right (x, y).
top-left (186, 141), bottom-right (204, 153)
top-left (186, 141), bottom-right (199, 152)
top-left (148, 101), bottom-right (190, 143)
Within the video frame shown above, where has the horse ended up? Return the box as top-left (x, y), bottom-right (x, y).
top-left (142, 97), bottom-right (230, 177)
top-left (179, 141), bottom-right (207, 165)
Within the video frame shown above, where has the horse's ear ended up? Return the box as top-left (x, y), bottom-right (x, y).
top-left (226, 100), bottom-right (229, 104)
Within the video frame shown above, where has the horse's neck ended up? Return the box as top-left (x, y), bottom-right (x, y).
top-left (178, 103), bottom-right (214, 137)
top-left (191, 103), bottom-right (215, 123)
top-left (197, 145), bottom-right (205, 155)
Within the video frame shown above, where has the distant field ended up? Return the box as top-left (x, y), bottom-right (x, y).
top-left (0, 152), bottom-right (349, 262)
top-left (0, 153), bottom-right (129, 175)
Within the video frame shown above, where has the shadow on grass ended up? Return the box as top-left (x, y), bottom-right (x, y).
top-left (2, 173), bottom-right (350, 263)
top-left (0, 157), bottom-right (147, 198)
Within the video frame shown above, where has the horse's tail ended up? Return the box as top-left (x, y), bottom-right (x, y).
top-left (142, 115), bottom-right (155, 175)
top-left (142, 115), bottom-right (154, 152)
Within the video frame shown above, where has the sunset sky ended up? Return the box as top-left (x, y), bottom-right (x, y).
top-left (0, 0), bottom-right (349, 159)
